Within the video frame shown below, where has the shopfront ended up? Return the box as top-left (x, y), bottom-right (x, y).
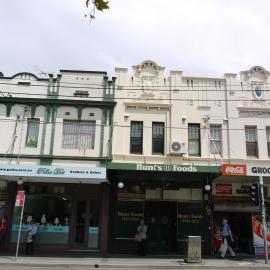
top-left (0, 164), bottom-right (108, 254)
top-left (107, 162), bottom-right (220, 255)
top-left (213, 163), bottom-right (270, 255)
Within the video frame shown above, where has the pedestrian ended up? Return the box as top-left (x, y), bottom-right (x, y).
top-left (137, 219), bottom-right (147, 256)
top-left (220, 218), bottom-right (235, 258)
top-left (25, 219), bottom-right (38, 255)
top-left (0, 216), bottom-right (8, 250)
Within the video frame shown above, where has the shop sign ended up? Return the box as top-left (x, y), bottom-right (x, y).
top-left (15, 190), bottom-right (25, 207)
top-left (221, 164), bottom-right (247, 176)
top-left (236, 184), bottom-right (250, 195)
top-left (215, 183), bottom-right (232, 195)
top-left (213, 183), bottom-right (255, 197)
top-left (247, 164), bottom-right (270, 177)
top-left (0, 164), bottom-right (106, 179)
top-left (108, 162), bottom-right (220, 173)
top-left (252, 215), bottom-right (270, 248)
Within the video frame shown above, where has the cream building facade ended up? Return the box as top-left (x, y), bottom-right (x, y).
top-left (108, 60), bottom-right (270, 255)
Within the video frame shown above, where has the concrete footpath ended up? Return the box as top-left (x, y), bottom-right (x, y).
top-left (0, 255), bottom-right (269, 269)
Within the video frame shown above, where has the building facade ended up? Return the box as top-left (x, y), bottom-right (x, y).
top-left (108, 61), bottom-right (270, 255)
top-left (0, 70), bottom-right (116, 254)
top-left (0, 62), bottom-right (270, 256)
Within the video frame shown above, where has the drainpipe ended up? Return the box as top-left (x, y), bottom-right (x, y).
top-left (9, 115), bottom-right (20, 163)
top-left (224, 79), bottom-right (231, 163)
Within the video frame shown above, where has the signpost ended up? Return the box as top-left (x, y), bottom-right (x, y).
top-left (15, 190), bottom-right (25, 260)
top-left (259, 176), bottom-right (269, 264)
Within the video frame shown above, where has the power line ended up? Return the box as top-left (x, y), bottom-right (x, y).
top-left (3, 75), bottom-right (270, 89)
top-left (0, 118), bottom-right (268, 131)
top-left (1, 90), bottom-right (270, 102)
top-left (0, 80), bottom-right (270, 92)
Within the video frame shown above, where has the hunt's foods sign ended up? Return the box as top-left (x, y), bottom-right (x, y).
top-left (222, 163), bottom-right (270, 177)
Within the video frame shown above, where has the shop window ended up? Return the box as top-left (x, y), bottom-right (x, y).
top-left (188, 124), bottom-right (201, 156)
top-left (10, 194), bottom-right (71, 245)
top-left (266, 128), bottom-right (270, 157)
top-left (25, 118), bottom-right (40, 148)
top-left (210, 125), bottom-right (222, 155)
top-left (130, 121), bottom-right (143, 154)
top-left (245, 126), bottom-right (258, 157)
top-left (152, 122), bottom-right (164, 155)
top-left (62, 120), bottom-right (96, 149)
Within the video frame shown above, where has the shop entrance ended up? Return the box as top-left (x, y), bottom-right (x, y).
top-left (214, 212), bottom-right (253, 254)
top-left (145, 201), bottom-right (177, 253)
top-left (70, 197), bottom-right (99, 250)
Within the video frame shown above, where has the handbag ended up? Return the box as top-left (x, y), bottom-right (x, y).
top-left (134, 233), bottom-right (141, 242)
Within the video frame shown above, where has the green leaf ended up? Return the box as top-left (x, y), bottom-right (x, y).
top-left (94, 0), bottom-right (109, 11)
top-left (86, 0), bottom-right (109, 11)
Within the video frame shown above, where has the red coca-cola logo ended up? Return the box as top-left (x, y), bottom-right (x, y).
top-left (222, 164), bottom-right (247, 176)
top-left (216, 183), bottom-right (232, 195)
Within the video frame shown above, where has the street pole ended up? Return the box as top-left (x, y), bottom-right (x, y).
top-left (259, 175), bottom-right (269, 264)
top-left (15, 198), bottom-right (25, 261)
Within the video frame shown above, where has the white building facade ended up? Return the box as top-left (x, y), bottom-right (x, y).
top-left (108, 61), bottom-right (270, 255)
top-left (0, 70), bottom-right (116, 254)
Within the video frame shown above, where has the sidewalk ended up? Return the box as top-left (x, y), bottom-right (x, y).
top-left (0, 255), bottom-right (269, 269)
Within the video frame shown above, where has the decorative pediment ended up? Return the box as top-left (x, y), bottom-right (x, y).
top-left (240, 66), bottom-right (270, 81)
top-left (133, 60), bottom-right (165, 76)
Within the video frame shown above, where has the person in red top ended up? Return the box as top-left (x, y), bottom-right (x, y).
top-left (0, 216), bottom-right (8, 249)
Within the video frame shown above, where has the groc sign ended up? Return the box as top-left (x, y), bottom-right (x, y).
top-left (247, 164), bottom-right (270, 176)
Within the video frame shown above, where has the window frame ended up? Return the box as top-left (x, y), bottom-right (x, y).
top-left (62, 120), bottom-right (96, 150)
top-left (210, 124), bottom-right (222, 155)
top-left (245, 126), bottom-right (258, 157)
top-left (130, 121), bottom-right (143, 154)
top-left (188, 123), bottom-right (201, 156)
top-left (152, 122), bottom-right (165, 155)
top-left (25, 118), bottom-right (40, 148)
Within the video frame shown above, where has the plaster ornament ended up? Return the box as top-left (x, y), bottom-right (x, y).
top-left (40, 214), bottom-right (46, 225)
top-left (54, 217), bottom-right (59, 226)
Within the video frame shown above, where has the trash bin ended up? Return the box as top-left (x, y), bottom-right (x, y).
top-left (184, 236), bottom-right (201, 263)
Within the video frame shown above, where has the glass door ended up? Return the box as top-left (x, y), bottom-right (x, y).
top-left (71, 198), bottom-right (99, 249)
top-left (145, 201), bottom-right (177, 253)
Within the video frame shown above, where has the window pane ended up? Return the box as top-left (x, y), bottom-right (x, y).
top-left (10, 194), bottom-right (71, 245)
top-left (210, 125), bottom-right (222, 154)
top-left (152, 122), bottom-right (164, 154)
top-left (188, 140), bottom-right (200, 155)
top-left (62, 121), bottom-right (96, 149)
top-left (25, 119), bottom-right (40, 148)
top-left (245, 127), bottom-right (256, 142)
top-left (266, 128), bottom-right (270, 142)
top-left (130, 122), bottom-right (143, 154)
top-left (268, 142), bottom-right (270, 157)
top-left (210, 141), bottom-right (221, 154)
top-left (246, 142), bottom-right (258, 156)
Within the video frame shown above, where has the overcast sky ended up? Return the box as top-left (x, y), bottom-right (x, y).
top-left (1, 0), bottom-right (270, 78)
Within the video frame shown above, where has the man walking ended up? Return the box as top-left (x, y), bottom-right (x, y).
top-left (221, 218), bottom-right (235, 258)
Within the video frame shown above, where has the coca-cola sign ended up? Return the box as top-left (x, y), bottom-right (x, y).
top-left (221, 164), bottom-right (247, 176)
top-left (215, 183), bottom-right (232, 195)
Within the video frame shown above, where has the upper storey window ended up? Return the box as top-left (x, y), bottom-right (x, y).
top-left (254, 85), bottom-right (263, 98)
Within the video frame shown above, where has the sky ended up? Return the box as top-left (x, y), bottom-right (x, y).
top-left (1, 0), bottom-right (270, 78)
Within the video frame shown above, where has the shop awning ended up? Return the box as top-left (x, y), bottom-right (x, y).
top-left (0, 164), bottom-right (107, 184)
